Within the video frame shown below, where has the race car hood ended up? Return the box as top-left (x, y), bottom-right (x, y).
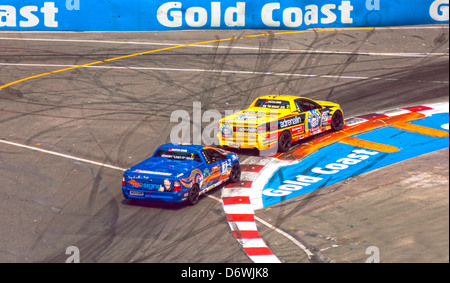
top-left (126, 157), bottom-right (199, 179)
top-left (220, 108), bottom-right (288, 125)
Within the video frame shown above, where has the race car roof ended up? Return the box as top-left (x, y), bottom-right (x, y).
top-left (256, 95), bottom-right (300, 101)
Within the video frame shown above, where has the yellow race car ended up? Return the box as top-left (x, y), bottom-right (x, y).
top-left (217, 95), bottom-right (344, 152)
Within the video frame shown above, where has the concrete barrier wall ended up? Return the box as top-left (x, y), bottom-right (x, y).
top-left (1, 0), bottom-right (448, 31)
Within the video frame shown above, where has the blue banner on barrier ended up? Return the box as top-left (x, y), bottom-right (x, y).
top-left (0, 0), bottom-right (448, 31)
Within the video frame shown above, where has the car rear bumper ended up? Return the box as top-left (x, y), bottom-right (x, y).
top-left (122, 187), bottom-right (188, 203)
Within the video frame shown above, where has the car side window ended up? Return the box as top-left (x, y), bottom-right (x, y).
top-left (296, 99), bottom-right (321, 112)
top-left (204, 149), bottom-right (225, 163)
top-left (304, 102), bottom-right (315, 111)
top-left (294, 100), bottom-right (304, 112)
top-left (201, 150), bottom-right (211, 163)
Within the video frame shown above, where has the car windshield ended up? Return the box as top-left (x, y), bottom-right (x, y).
top-left (155, 150), bottom-right (201, 162)
top-left (254, 99), bottom-right (291, 109)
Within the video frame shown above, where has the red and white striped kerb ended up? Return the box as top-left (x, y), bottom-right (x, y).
top-left (222, 160), bottom-right (281, 263)
top-left (221, 102), bottom-right (448, 263)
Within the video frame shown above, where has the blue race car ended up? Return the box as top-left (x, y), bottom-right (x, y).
top-left (122, 143), bottom-right (241, 205)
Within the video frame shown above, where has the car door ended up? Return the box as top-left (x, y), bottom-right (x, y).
top-left (290, 99), bottom-right (308, 138)
top-left (201, 149), bottom-right (225, 188)
top-left (296, 99), bottom-right (323, 135)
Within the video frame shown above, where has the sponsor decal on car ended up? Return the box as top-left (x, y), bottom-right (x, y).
top-left (308, 109), bottom-right (322, 134)
top-left (134, 170), bottom-right (172, 176)
top-left (221, 124), bottom-right (233, 138)
top-left (279, 115), bottom-right (302, 129)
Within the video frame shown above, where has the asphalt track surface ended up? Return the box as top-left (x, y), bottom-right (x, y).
top-left (0, 25), bottom-right (448, 263)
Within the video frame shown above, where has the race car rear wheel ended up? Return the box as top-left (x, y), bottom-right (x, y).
top-left (331, 110), bottom-right (344, 131)
top-left (187, 184), bottom-right (200, 206)
top-left (278, 130), bottom-right (292, 152)
top-left (229, 162), bottom-right (241, 183)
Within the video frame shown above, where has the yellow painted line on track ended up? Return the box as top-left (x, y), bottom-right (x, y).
top-left (340, 136), bottom-right (400, 153)
top-left (392, 121), bottom-right (449, 137)
top-left (0, 27), bottom-right (374, 90)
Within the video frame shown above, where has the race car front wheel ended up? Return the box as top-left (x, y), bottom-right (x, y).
top-left (188, 184), bottom-right (200, 206)
top-left (229, 162), bottom-right (241, 183)
top-left (278, 130), bottom-right (292, 152)
top-left (331, 110), bottom-right (344, 131)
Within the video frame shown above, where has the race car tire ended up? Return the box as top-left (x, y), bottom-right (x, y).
top-left (188, 184), bottom-right (200, 206)
top-left (229, 162), bottom-right (241, 183)
top-left (331, 110), bottom-right (344, 131)
top-left (278, 130), bottom-right (292, 152)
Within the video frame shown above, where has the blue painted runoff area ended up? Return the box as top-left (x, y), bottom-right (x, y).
top-left (262, 113), bottom-right (449, 208)
top-left (1, 0), bottom-right (448, 31)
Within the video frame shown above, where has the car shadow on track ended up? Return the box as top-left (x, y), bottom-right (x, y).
top-left (121, 198), bottom-right (187, 210)
top-left (220, 130), bottom-right (334, 158)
